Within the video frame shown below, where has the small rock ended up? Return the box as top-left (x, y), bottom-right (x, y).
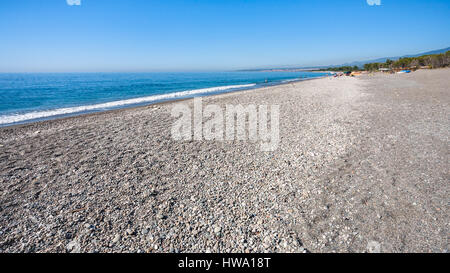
top-left (367, 241), bottom-right (381, 253)
top-left (66, 240), bottom-right (80, 253)
top-left (112, 234), bottom-right (121, 244)
top-left (213, 225), bottom-right (221, 234)
top-left (126, 229), bottom-right (134, 235)
top-left (157, 214), bottom-right (166, 220)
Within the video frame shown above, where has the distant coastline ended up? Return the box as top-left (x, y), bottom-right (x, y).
top-left (239, 46), bottom-right (450, 72)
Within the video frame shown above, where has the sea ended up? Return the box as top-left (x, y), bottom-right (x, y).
top-left (0, 71), bottom-right (329, 126)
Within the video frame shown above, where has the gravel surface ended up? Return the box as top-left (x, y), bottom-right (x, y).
top-left (0, 69), bottom-right (448, 253)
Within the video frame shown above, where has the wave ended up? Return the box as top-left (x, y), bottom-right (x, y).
top-left (0, 83), bottom-right (256, 125)
top-left (282, 78), bottom-right (300, 83)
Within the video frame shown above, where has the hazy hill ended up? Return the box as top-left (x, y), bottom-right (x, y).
top-left (240, 47), bottom-right (450, 71)
top-left (339, 47), bottom-right (450, 68)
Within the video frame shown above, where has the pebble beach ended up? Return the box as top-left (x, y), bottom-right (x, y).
top-left (0, 68), bottom-right (448, 253)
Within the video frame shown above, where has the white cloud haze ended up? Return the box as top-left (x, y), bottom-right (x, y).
top-left (367, 0), bottom-right (381, 6)
top-left (66, 0), bottom-right (81, 6)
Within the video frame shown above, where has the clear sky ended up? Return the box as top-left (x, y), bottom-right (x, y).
top-left (1, 0), bottom-right (449, 72)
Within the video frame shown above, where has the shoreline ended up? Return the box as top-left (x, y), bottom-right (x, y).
top-left (0, 74), bottom-right (328, 130)
top-left (1, 68), bottom-right (448, 253)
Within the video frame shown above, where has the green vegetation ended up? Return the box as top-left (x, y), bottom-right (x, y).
top-left (364, 51), bottom-right (450, 71)
top-left (315, 50), bottom-right (450, 72)
top-left (316, 65), bottom-right (359, 72)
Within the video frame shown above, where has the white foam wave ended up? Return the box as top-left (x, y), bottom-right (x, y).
top-left (282, 78), bottom-right (300, 83)
top-left (0, 83), bottom-right (256, 125)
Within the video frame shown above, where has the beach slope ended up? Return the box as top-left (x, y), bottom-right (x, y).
top-left (0, 69), bottom-right (448, 253)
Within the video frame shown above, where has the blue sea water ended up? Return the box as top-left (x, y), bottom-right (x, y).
top-left (0, 71), bottom-right (328, 126)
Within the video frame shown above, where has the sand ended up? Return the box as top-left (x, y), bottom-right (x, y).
top-left (0, 69), bottom-right (448, 253)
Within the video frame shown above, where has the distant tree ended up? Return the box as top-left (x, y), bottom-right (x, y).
top-left (409, 59), bottom-right (420, 68)
top-left (327, 51), bottom-right (449, 72)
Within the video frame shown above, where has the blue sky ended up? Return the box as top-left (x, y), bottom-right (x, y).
top-left (1, 0), bottom-right (449, 72)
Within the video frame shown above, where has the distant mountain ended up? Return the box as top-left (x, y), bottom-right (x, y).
top-left (240, 47), bottom-right (450, 71)
top-left (338, 47), bottom-right (450, 68)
